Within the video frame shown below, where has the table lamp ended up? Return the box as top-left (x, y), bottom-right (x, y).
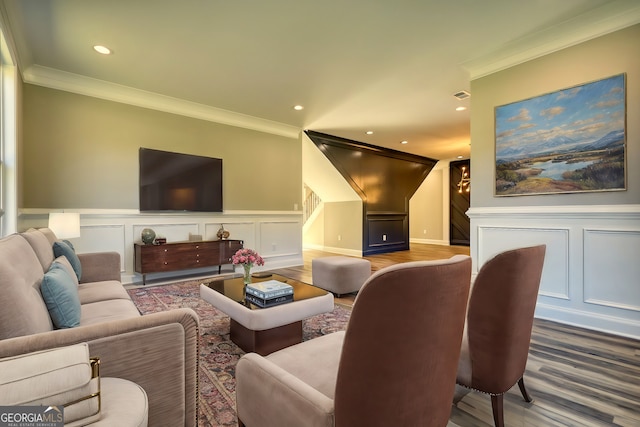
top-left (48, 212), bottom-right (81, 239)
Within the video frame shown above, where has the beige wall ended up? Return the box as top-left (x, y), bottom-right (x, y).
top-left (409, 166), bottom-right (445, 242)
top-left (303, 205), bottom-right (325, 247)
top-left (471, 24), bottom-right (640, 208)
top-left (21, 84), bottom-right (301, 211)
top-left (323, 201), bottom-right (362, 251)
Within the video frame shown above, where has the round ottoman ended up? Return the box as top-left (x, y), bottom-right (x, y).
top-left (312, 256), bottom-right (371, 297)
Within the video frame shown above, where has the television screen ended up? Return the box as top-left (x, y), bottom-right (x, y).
top-left (139, 148), bottom-right (223, 212)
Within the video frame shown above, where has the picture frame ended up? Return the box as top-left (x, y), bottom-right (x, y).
top-left (495, 73), bottom-right (626, 196)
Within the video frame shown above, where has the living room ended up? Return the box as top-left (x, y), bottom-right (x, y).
top-left (0, 1), bottom-right (638, 426)
top-left (5, 2), bottom-right (637, 339)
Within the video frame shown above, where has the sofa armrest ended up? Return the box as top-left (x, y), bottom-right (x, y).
top-left (77, 252), bottom-right (121, 283)
top-left (0, 308), bottom-right (199, 427)
top-left (236, 352), bottom-right (335, 427)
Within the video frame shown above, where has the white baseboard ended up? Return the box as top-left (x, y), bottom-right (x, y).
top-left (409, 238), bottom-right (450, 246)
top-left (303, 243), bottom-right (363, 257)
top-left (536, 302), bottom-right (640, 340)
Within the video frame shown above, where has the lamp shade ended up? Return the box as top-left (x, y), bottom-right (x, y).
top-left (48, 212), bottom-right (81, 239)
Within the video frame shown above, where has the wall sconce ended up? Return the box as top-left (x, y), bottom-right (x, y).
top-left (457, 166), bottom-right (470, 193)
top-left (48, 212), bottom-right (81, 239)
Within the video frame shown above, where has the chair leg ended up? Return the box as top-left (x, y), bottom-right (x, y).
top-left (491, 394), bottom-right (504, 427)
top-left (518, 376), bottom-right (534, 403)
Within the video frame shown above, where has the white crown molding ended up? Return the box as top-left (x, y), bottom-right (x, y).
top-left (467, 204), bottom-right (640, 220)
top-left (22, 65), bottom-right (301, 139)
top-left (463, 0), bottom-right (640, 79)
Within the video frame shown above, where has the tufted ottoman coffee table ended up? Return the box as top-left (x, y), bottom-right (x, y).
top-left (312, 256), bottom-right (371, 297)
top-left (200, 274), bottom-right (334, 355)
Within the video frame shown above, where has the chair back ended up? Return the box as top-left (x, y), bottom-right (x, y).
top-left (464, 245), bottom-right (546, 394)
top-left (334, 255), bottom-right (472, 427)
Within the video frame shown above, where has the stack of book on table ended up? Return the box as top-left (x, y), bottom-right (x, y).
top-left (246, 280), bottom-right (294, 308)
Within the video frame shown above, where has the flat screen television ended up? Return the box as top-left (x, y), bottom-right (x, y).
top-left (139, 148), bottom-right (223, 212)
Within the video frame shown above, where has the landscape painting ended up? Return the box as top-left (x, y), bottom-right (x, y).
top-left (495, 74), bottom-right (626, 196)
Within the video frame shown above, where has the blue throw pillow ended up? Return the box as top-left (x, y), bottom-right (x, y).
top-left (41, 263), bottom-right (81, 328)
top-left (62, 239), bottom-right (75, 251)
top-left (53, 240), bottom-right (82, 281)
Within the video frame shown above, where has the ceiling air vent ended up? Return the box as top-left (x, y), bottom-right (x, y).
top-left (453, 90), bottom-right (470, 100)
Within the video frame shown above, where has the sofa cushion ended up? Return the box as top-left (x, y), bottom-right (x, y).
top-left (41, 263), bottom-right (82, 329)
top-left (0, 235), bottom-right (53, 339)
top-left (39, 227), bottom-right (59, 246)
top-left (77, 281), bottom-right (132, 304)
top-left (53, 240), bottom-right (82, 281)
top-left (53, 255), bottom-right (79, 287)
top-left (266, 330), bottom-right (345, 399)
top-left (20, 228), bottom-right (55, 272)
top-left (80, 299), bottom-right (141, 326)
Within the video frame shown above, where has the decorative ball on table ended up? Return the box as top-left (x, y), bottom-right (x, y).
top-left (232, 248), bottom-right (265, 287)
top-left (141, 228), bottom-right (156, 245)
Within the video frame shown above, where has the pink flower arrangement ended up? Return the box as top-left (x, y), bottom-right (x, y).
top-left (232, 248), bottom-right (265, 268)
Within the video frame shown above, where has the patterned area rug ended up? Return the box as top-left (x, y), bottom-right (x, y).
top-left (127, 279), bottom-right (351, 427)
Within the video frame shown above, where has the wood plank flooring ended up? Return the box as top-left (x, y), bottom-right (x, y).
top-left (271, 243), bottom-right (640, 427)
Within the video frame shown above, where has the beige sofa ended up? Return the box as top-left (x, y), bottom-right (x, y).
top-left (0, 228), bottom-right (199, 427)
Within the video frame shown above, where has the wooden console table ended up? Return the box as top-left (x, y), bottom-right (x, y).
top-left (134, 239), bottom-right (243, 285)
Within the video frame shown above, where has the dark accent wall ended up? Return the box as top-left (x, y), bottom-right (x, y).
top-left (449, 160), bottom-right (470, 246)
top-left (305, 131), bottom-right (437, 255)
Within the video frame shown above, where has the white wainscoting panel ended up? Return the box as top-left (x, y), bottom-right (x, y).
top-left (259, 220), bottom-right (302, 259)
top-left (468, 205), bottom-right (640, 340)
top-left (19, 209), bottom-right (304, 285)
top-left (477, 226), bottom-right (570, 300)
top-left (73, 224), bottom-right (126, 272)
top-left (584, 228), bottom-right (640, 312)
top-left (205, 219), bottom-right (304, 270)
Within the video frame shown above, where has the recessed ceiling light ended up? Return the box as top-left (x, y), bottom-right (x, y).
top-left (366, 131), bottom-right (373, 135)
top-left (456, 106), bottom-right (467, 111)
top-left (457, 156), bottom-right (464, 159)
top-left (293, 105), bottom-right (304, 111)
top-left (93, 45), bottom-right (111, 55)
top-left (401, 140), bottom-right (408, 145)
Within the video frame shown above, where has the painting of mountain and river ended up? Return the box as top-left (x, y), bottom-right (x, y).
top-left (495, 74), bottom-right (626, 196)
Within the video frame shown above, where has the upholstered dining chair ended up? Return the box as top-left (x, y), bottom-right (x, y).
top-left (236, 255), bottom-right (472, 427)
top-left (456, 245), bottom-right (546, 427)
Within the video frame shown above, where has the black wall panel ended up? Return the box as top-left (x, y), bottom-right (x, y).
top-left (306, 131), bottom-right (437, 255)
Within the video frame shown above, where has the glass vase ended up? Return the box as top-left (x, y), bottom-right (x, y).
top-left (243, 264), bottom-right (252, 285)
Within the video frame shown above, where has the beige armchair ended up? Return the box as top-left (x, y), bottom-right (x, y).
top-left (236, 255), bottom-right (472, 427)
top-left (456, 245), bottom-right (546, 427)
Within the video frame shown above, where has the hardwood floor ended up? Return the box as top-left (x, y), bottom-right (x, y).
top-left (271, 243), bottom-right (640, 427)
top-left (271, 243), bottom-right (472, 306)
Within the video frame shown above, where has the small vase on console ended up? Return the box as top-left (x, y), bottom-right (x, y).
top-left (217, 225), bottom-right (230, 240)
top-left (141, 228), bottom-right (156, 245)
